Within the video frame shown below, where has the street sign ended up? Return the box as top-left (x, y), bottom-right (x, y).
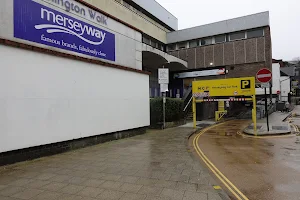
top-left (158, 68), bottom-right (169, 130)
top-left (256, 68), bottom-right (272, 132)
top-left (158, 68), bottom-right (169, 84)
top-left (173, 68), bottom-right (225, 79)
top-left (256, 68), bottom-right (272, 83)
top-left (160, 83), bottom-right (168, 93)
top-left (261, 82), bottom-right (270, 88)
top-left (192, 77), bottom-right (255, 97)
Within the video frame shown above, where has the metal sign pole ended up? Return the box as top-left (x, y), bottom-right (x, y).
top-left (163, 92), bottom-right (166, 129)
top-left (264, 87), bottom-right (270, 132)
top-left (158, 67), bottom-right (169, 130)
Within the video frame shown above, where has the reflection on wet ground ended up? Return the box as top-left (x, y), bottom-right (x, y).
top-left (196, 120), bottom-right (300, 200)
top-left (0, 127), bottom-right (227, 200)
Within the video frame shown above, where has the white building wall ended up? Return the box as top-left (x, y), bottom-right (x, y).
top-left (280, 76), bottom-right (291, 102)
top-left (0, 45), bottom-right (150, 153)
top-left (130, 0), bottom-right (178, 30)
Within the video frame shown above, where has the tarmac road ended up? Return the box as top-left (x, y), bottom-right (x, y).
top-left (193, 120), bottom-right (300, 200)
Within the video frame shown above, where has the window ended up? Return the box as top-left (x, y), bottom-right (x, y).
top-left (123, 1), bottom-right (131, 9)
top-left (151, 41), bottom-right (158, 48)
top-left (215, 35), bottom-right (226, 43)
top-left (229, 31), bottom-right (246, 41)
top-left (168, 44), bottom-right (176, 51)
top-left (178, 42), bottom-right (186, 49)
top-left (189, 40), bottom-right (198, 48)
top-left (247, 29), bottom-right (264, 39)
top-left (158, 43), bottom-right (164, 51)
top-left (200, 38), bottom-right (212, 46)
top-left (142, 37), bottom-right (150, 45)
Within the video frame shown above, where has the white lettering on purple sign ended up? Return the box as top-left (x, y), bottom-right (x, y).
top-left (36, 8), bottom-right (106, 45)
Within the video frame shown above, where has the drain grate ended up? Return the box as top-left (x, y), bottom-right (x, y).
top-left (247, 125), bottom-right (262, 130)
top-left (272, 126), bottom-right (289, 131)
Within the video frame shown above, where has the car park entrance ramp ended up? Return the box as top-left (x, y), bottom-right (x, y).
top-left (192, 77), bottom-right (257, 131)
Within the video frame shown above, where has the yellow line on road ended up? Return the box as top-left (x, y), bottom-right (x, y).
top-left (193, 122), bottom-right (249, 200)
top-left (294, 124), bottom-right (299, 132)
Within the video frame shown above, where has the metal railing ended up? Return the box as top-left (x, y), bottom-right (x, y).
top-left (183, 96), bottom-right (192, 112)
top-left (183, 89), bottom-right (193, 119)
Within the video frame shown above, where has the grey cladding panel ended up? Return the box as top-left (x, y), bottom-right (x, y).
top-left (167, 11), bottom-right (269, 43)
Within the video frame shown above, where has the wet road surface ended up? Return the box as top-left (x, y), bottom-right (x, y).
top-left (194, 120), bottom-right (300, 200)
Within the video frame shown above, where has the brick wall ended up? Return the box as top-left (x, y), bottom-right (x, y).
top-left (264, 26), bottom-right (273, 70)
top-left (226, 62), bottom-right (266, 80)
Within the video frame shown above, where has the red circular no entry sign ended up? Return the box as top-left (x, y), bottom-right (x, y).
top-left (256, 68), bottom-right (272, 83)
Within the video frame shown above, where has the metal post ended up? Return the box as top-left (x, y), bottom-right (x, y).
top-left (279, 81), bottom-right (282, 101)
top-left (252, 95), bottom-right (257, 135)
top-left (163, 92), bottom-right (166, 129)
top-left (193, 97), bottom-right (196, 129)
top-left (264, 88), bottom-right (270, 132)
top-left (270, 82), bottom-right (272, 105)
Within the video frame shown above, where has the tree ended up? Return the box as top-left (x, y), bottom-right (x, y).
top-left (292, 57), bottom-right (300, 63)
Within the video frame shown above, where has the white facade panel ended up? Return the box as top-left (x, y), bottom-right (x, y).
top-left (131, 0), bottom-right (178, 30)
top-left (0, 0), bottom-right (142, 70)
top-left (280, 76), bottom-right (291, 102)
top-left (167, 11), bottom-right (269, 44)
top-left (0, 45), bottom-right (150, 153)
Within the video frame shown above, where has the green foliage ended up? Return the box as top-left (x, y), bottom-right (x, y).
top-left (150, 98), bottom-right (184, 124)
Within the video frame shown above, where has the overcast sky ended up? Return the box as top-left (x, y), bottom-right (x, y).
top-left (156, 0), bottom-right (299, 61)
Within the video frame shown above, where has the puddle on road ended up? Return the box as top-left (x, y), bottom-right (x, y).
top-left (282, 147), bottom-right (297, 151)
top-left (217, 131), bottom-right (236, 136)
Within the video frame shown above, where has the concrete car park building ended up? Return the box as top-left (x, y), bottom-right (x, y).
top-left (0, 0), bottom-right (271, 164)
top-left (167, 11), bottom-right (272, 93)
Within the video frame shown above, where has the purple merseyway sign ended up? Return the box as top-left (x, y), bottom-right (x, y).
top-left (14, 0), bottom-right (115, 61)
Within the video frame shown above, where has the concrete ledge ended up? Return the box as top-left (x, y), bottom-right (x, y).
top-left (243, 123), bottom-right (291, 136)
top-left (0, 127), bottom-right (147, 166)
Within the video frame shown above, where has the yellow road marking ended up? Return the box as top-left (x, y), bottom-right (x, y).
top-left (193, 121), bottom-right (249, 200)
top-left (294, 124), bottom-right (299, 132)
top-left (213, 185), bottom-right (222, 190)
top-left (193, 135), bottom-right (243, 200)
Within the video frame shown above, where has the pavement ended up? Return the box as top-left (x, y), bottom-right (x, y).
top-left (195, 119), bottom-right (300, 200)
top-left (180, 121), bottom-right (216, 128)
top-left (287, 105), bottom-right (300, 130)
top-left (244, 111), bottom-right (292, 135)
top-left (0, 127), bottom-right (227, 200)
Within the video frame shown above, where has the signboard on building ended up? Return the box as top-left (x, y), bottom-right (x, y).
top-left (192, 77), bottom-right (255, 97)
top-left (13, 0), bottom-right (116, 61)
top-left (173, 68), bottom-right (225, 79)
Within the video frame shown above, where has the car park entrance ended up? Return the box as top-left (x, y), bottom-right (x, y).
top-left (192, 77), bottom-right (257, 131)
